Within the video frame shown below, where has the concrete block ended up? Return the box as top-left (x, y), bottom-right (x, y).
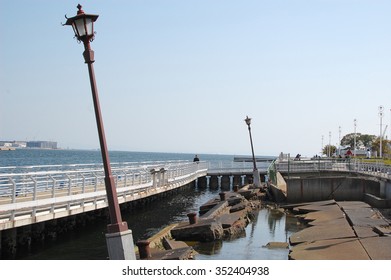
top-left (106, 229), bottom-right (136, 260)
top-left (171, 219), bottom-right (224, 242)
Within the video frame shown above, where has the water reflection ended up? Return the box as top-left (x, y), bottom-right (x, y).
top-left (194, 208), bottom-right (299, 260)
top-left (267, 208), bottom-right (285, 237)
top-left (191, 241), bottom-right (223, 256)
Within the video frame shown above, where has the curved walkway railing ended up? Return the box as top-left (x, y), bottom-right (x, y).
top-left (206, 161), bottom-right (270, 175)
top-left (0, 161), bottom-right (208, 230)
top-left (6, 157), bottom-right (387, 230)
top-left (275, 158), bottom-right (391, 179)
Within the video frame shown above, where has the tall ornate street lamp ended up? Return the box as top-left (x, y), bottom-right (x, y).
top-left (64, 4), bottom-right (136, 260)
top-left (244, 116), bottom-right (261, 188)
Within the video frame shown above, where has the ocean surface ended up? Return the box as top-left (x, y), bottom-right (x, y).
top-left (0, 149), bottom-right (300, 260)
top-left (0, 148), bottom-right (235, 168)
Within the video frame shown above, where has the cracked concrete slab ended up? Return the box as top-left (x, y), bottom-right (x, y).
top-left (289, 238), bottom-right (370, 260)
top-left (288, 200), bottom-right (391, 259)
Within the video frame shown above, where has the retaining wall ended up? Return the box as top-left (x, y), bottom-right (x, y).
top-left (286, 176), bottom-right (377, 202)
top-left (277, 171), bottom-right (391, 208)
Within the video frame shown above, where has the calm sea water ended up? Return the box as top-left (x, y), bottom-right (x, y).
top-left (0, 149), bottom-right (299, 260)
top-left (0, 148), bottom-right (234, 168)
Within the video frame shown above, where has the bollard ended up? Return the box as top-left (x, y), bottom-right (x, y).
top-left (136, 240), bottom-right (151, 259)
top-left (187, 212), bottom-right (197, 225)
top-left (219, 192), bottom-right (226, 201)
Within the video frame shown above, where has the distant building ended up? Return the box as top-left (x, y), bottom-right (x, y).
top-left (12, 141), bottom-right (27, 148)
top-left (26, 141), bottom-right (57, 149)
top-left (0, 141), bottom-right (26, 148)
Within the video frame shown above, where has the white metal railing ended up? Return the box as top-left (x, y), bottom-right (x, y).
top-left (0, 161), bottom-right (208, 229)
top-left (275, 158), bottom-right (391, 178)
top-left (206, 161), bottom-right (270, 174)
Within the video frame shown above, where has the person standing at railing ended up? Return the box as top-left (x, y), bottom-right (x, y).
top-left (294, 154), bottom-right (301, 161)
top-left (193, 155), bottom-right (200, 163)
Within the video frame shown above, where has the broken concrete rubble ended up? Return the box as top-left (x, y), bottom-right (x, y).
top-left (171, 186), bottom-right (263, 243)
top-left (135, 185), bottom-right (266, 260)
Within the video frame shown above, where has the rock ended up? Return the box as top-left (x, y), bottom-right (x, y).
top-left (237, 190), bottom-right (254, 200)
top-left (230, 202), bottom-right (247, 213)
top-left (227, 195), bottom-right (244, 206)
top-left (264, 242), bottom-right (289, 249)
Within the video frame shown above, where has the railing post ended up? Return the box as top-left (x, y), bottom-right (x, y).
top-left (159, 168), bottom-right (165, 187)
top-left (94, 173), bottom-right (98, 192)
top-left (123, 171), bottom-right (127, 188)
top-left (66, 175), bottom-right (71, 210)
top-left (48, 175), bottom-right (56, 213)
top-left (9, 177), bottom-right (16, 204)
top-left (49, 176), bottom-right (56, 198)
top-left (80, 174), bottom-right (86, 208)
top-left (67, 175), bottom-right (72, 195)
top-left (29, 176), bottom-right (38, 217)
top-left (132, 172), bottom-right (135, 186)
top-left (81, 174), bottom-right (86, 193)
top-left (8, 177), bottom-right (16, 221)
top-left (151, 169), bottom-right (157, 188)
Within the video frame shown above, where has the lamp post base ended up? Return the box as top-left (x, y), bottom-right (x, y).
top-left (253, 169), bottom-right (261, 188)
top-left (106, 229), bottom-right (136, 260)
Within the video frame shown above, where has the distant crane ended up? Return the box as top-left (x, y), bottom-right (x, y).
top-left (382, 125), bottom-right (388, 139)
top-left (379, 124), bottom-right (388, 158)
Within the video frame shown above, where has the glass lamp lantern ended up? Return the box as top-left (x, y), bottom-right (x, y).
top-left (64, 4), bottom-right (99, 42)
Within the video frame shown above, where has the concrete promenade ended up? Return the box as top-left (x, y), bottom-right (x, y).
top-left (285, 200), bottom-right (391, 259)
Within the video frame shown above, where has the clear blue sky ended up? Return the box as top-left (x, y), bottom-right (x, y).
top-left (1, 0), bottom-right (391, 157)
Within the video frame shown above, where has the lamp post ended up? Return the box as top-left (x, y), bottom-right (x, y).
top-left (338, 126), bottom-right (341, 151)
top-left (379, 106), bottom-right (384, 158)
top-left (244, 116), bottom-right (260, 188)
top-left (64, 4), bottom-right (136, 260)
top-left (354, 119), bottom-right (357, 157)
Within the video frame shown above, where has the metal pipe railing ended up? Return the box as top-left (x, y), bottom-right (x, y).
top-left (274, 158), bottom-right (391, 178)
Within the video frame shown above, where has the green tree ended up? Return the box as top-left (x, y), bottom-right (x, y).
top-left (371, 137), bottom-right (391, 157)
top-left (322, 145), bottom-right (337, 156)
top-left (360, 134), bottom-right (377, 147)
top-left (340, 133), bottom-right (376, 148)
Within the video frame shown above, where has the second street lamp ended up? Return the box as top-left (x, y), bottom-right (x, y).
top-left (64, 4), bottom-right (136, 260)
top-left (244, 116), bottom-right (261, 188)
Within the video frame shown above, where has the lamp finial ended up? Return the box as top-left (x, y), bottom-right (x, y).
top-left (77, 4), bottom-right (84, 15)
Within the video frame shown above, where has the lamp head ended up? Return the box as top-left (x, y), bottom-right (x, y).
top-left (244, 116), bottom-right (252, 126)
top-left (64, 4), bottom-right (99, 43)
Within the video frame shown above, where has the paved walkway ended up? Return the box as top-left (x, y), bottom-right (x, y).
top-left (285, 200), bottom-right (391, 260)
